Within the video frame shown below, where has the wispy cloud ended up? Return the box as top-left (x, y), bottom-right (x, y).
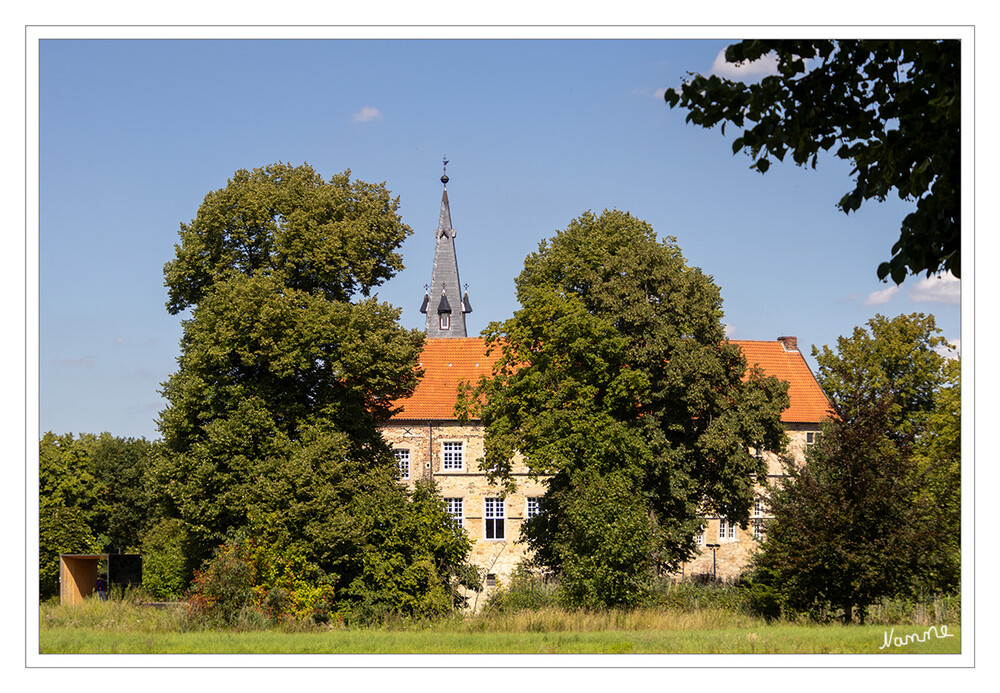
top-left (909, 272), bottom-right (960, 305)
top-left (723, 323), bottom-right (737, 338)
top-left (864, 285), bottom-right (900, 306)
top-left (52, 356), bottom-right (95, 368)
top-left (710, 50), bottom-right (779, 81)
top-left (352, 106), bottom-right (383, 123)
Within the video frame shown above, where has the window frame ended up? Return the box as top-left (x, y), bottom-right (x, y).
top-left (441, 441), bottom-right (464, 471)
top-left (394, 448), bottom-right (410, 480)
top-left (718, 516), bottom-right (736, 542)
top-left (484, 497), bottom-right (505, 540)
top-left (444, 497), bottom-right (463, 527)
top-left (526, 496), bottom-right (542, 520)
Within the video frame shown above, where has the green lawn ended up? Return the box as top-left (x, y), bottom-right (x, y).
top-left (38, 598), bottom-right (960, 655)
top-left (39, 623), bottom-right (960, 655)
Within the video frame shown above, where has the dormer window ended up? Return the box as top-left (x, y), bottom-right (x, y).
top-left (440, 313), bottom-right (450, 330)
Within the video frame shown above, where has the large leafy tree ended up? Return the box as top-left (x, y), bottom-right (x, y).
top-left (753, 313), bottom-right (960, 621)
top-left (155, 163), bottom-right (474, 614)
top-left (464, 210), bottom-right (789, 606)
top-left (665, 40), bottom-right (960, 283)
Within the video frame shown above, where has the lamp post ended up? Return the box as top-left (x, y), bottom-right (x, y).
top-left (705, 543), bottom-right (721, 583)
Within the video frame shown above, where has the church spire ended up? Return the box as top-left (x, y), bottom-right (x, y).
top-left (420, 158), bottom-right (472, 338)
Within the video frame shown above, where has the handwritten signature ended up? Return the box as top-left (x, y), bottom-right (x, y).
top-left (880, 625), bottom-right (955, 650)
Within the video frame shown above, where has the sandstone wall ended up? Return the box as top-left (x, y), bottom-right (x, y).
top-left (382, 420), bottom-right (822, 599)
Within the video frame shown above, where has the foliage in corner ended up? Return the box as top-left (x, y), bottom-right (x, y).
top-left (665, 40), bottom-right (960, 283)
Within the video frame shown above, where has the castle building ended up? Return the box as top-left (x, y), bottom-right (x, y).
top-left (380, 171), bottom-right (830, 598)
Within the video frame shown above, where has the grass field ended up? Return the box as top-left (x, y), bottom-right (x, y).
top-left (39, 623), bottom-right (960, 654)
top-left (38, 599), bottom-right (961, 655)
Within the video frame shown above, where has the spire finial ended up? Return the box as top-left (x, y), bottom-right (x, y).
top-left (441, 156), bottom-right (449, 185)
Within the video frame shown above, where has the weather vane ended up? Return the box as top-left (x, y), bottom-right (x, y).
top-left (441, 156), bottom-right (450, 185)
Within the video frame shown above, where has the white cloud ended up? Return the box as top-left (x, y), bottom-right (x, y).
top-left (863, 285), bottom-right (900, 306)
top-left (723, 323), bottom-right (737, 338)
top-left (936, 338), bottom-right (961, 359)
top-left (710, 50), bottom-right (779, 81)
top-left (909, 272), bottom-right (961, 305)
top-left (352, 106), bottom-right (383, 123)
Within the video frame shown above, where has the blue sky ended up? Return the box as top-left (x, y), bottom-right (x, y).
top-left (37, 37), bottom-right (964, 441)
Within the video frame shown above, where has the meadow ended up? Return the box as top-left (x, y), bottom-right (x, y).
top-left (38, 590), bottom-right (961, 655)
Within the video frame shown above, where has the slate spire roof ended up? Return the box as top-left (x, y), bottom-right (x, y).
top-left (421, 162), bottom-right (472, 338)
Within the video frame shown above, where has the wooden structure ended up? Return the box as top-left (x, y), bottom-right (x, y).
top-left (58, 553), bottom-right (142, 605)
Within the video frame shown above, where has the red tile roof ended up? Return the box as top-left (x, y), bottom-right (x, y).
top-left (391, 338), bottom-right (502, 420)
top-left (731, 340), bottom-right (832, 423)
top-left (391, 338), bottom-right (830, 424)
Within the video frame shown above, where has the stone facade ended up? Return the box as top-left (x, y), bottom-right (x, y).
top-left (382, 419), bottom-right (545, 605)
top-left (677, 423), bottom-right (819, 582)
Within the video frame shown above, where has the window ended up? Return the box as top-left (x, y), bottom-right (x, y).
top-left (394, 449), bottom-right (410, 480)
top-left (695, 524), bottom-right (705, 546)
top-left (445, 498), bottom-right (463, 527)
top-left (442, 441), bottom-right (463, 470)
top-left (752, 519), bottom-right (766, 541)
top-left (526, 497), bottom-right (542, 519)
top-left (485, 497), bottom-right (505, 540)
top-left (753, 497), bottom-right (766, 518)
top-left (719, 517), bottom-right (736, 541)
top-left (806, 431), bottom-right (822, 447)
top-left (440, 313), bottom-right (450, 330)
top-left (486, 573), bottom-right (497, 587)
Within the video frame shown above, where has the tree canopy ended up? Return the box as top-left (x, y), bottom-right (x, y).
top-left (155, 163), bottom-right (476, 617)
top-left (463, 209), bottom-right (789, 606)
top-left (664, 40), bottom-right (960, 283)
top-left (752, 313), bottom-right (959, 621)
top-left (38, 432), bottom-right (158, 599)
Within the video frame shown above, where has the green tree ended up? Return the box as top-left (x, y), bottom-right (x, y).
top-left (38, 433), bottom-right (102, 598)
top-left (156, 163), bottom-right (474, 616)
top-left (911, 357), bottom-right (961, 591)
top-left (812, 312), bottom-right (954, 437)
top-left (665, 40), bottom-right (959, 283)
top-left (464, 209), bottom-right (789, 607)
top-left (752, 313), bottom-right (959, 621)
top-left (140, 518), bottom-right (192, 600)
top-left (38, 432), bottom-right (162, 599)
top-left (89, 434), bottom-right (159, 553)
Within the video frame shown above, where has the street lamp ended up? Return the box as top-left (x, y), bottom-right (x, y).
top-left (705, 543), bottom-right (721, 582)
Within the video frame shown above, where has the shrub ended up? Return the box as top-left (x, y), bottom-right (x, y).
top-left (483, 565), bottom-right (558, 614)
top-left (185, 534), bottom-right (340, 628)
